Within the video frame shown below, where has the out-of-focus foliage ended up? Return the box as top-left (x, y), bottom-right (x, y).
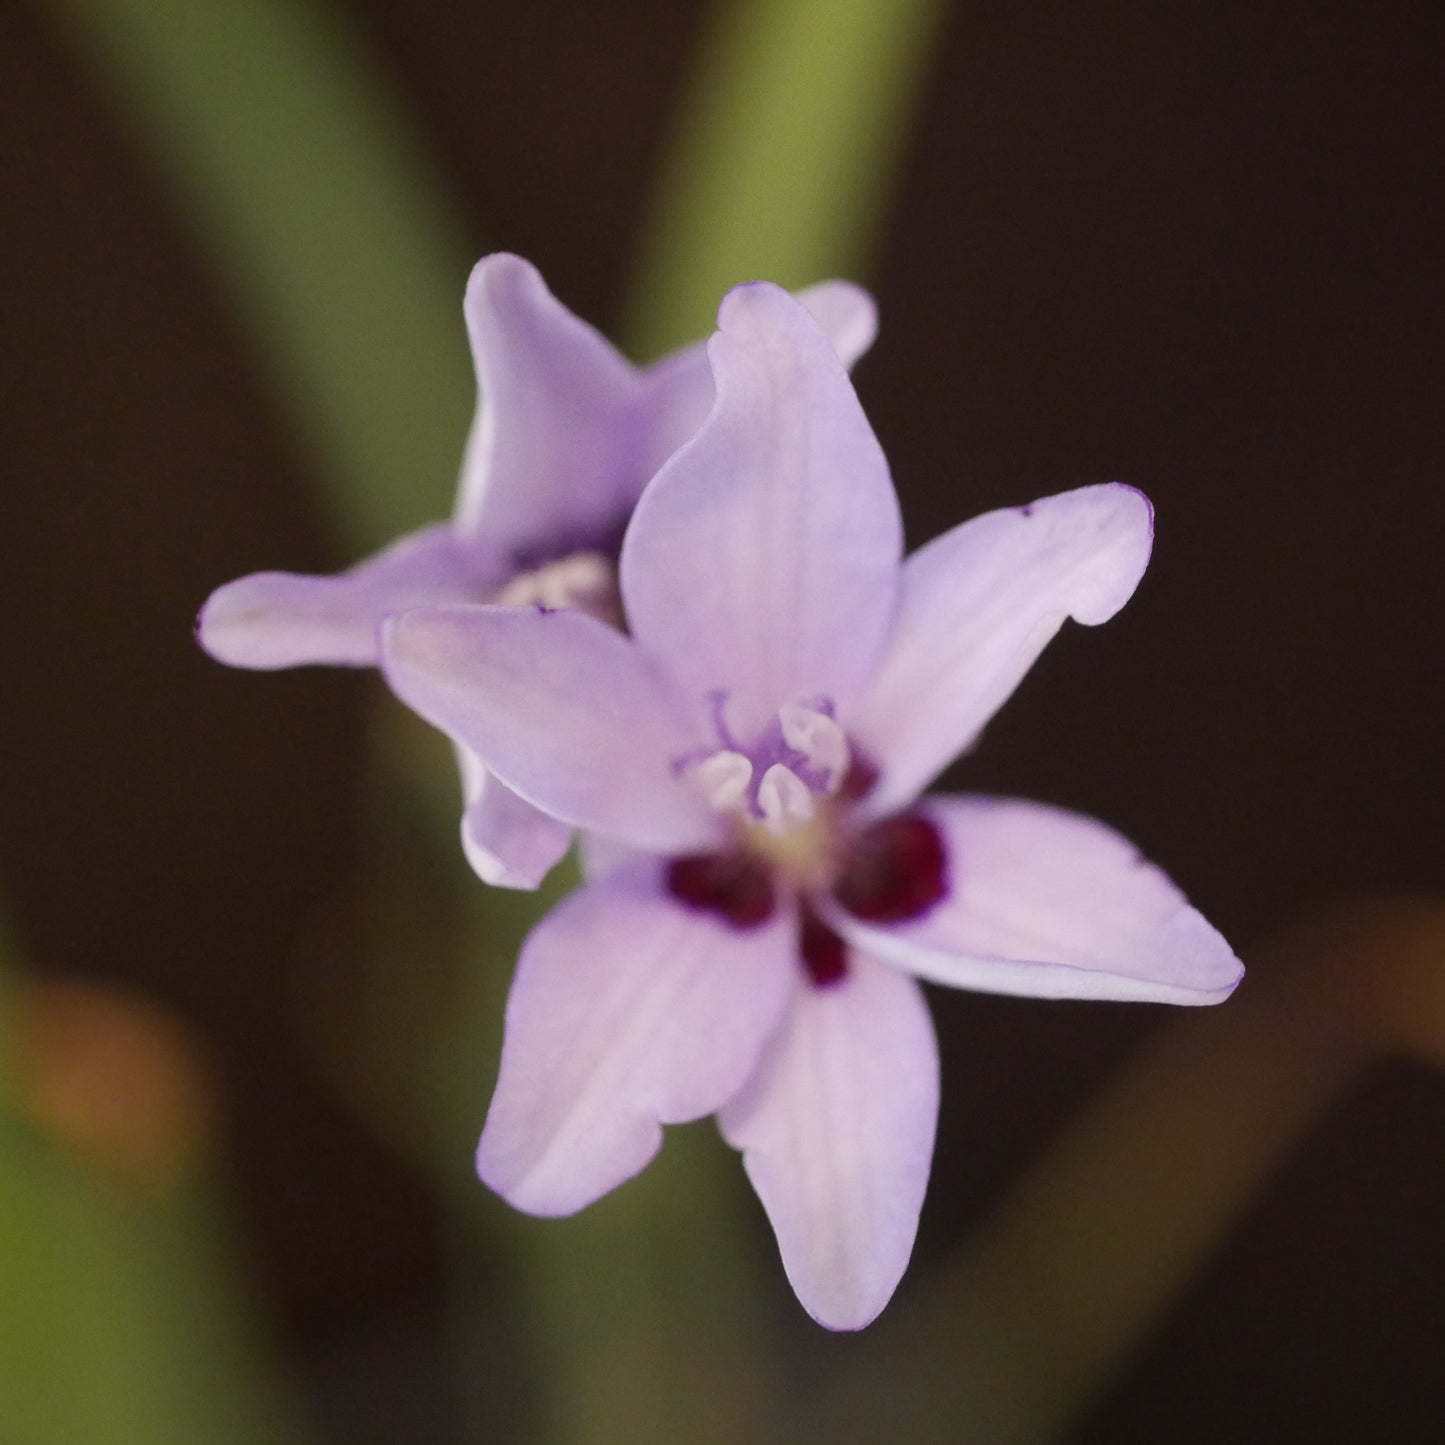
top-left (44, 0), bottom-right (476, 554)
top-left (0, 918), bottom-right (309, 1445)
top-left (626, 0), bottom-right (950, 355)
top-left (0, 1149), bottom-right (309, 1445)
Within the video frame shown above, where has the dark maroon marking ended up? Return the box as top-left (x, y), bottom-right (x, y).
top-left (798, 904), bottom-right (848, 988)
top-left (837, 753), bottom-right (880, 801)
top-left (666, 850), bottom-right (776, 928)
top-left (831, 813), bottom-right (948, 923)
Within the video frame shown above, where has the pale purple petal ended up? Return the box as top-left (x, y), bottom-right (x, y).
top-left (719, 952), bottom-right (938, 1331)
top-left (634, 280), bottom-right (879, 484)
top-left (477, 862), bottom-right (796, 1215)
top-left (851, 484), bottom-right (1154, 815)
top-left (576, 830), bottom-right (645, 882)
top-left (197, 524), bottom-right (488, 669)
top-left (457, 749), bottom-right (572, 890)
top-left (793, 280), bottom-right (879, 370)
top-left (832, 796), bottom-right (1243, 1005)
top-left (622, 283), bottom-right (902, 741)
top-left (381, 604), bottom-right (719, 853)
top-left (453, 255), bottom-right (642, 560)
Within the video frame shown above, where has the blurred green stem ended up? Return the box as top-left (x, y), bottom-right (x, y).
top-left (0, 1149), bottom-right (311, 1445)
top-left (624, 0), bottom-right (950, 355)
top-left (43, 0), bottom-right (475, 553)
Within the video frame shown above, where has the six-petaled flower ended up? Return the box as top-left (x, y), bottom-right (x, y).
top-left (380, 282), bottom-right (1243, 1329)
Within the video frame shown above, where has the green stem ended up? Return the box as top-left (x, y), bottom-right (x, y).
top-left (42, 0), bottom-right (476, 552)
top-left (624, 0), bottom-right (950, 356)
top-left (0, 1143), bottom-right (311, 1445)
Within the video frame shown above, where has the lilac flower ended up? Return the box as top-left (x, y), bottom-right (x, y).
top-left (196, 254), bottom-right (877, 887)
top-left (380, 283), bottom-right (1243, 1329)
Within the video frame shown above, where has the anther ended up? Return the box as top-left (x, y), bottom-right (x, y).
top-left (495, 551), bottom-right (620, 624)
top-left (757, 764), bottom-right (815, 833)
top-left (692, 751), bottom-right (753, 812)
top-left (779, 703), bottom-right (850, 793)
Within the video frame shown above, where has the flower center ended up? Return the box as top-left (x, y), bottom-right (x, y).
top-left (666, 702), bottom-right (950, 989)
top-left (493, 550), bottom-right (622, 627)
top-left (683, 700), bottom-right (851, 890)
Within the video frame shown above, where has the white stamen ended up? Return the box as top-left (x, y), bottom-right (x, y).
top-left (757, 764), bottom-right (815, 833)
top-left (495, 551), bottom-right (620, 623)
top-left (693, 750), bottom-right (753, 812)
top-left (779, 703), bottom-right (850, 793)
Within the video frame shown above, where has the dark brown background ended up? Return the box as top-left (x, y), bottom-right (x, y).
top-left (3, 2), bottom-right (1443, 1440)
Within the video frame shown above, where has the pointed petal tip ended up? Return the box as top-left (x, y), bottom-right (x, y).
top-left (1111, 479), bottom-right (1155, 538)
top-left (815, 1306), bottom-right (886, 1333)
top-left (194, 591), bottom-right (248, 666)
top-left (460, 774), bottom-right (573, 890)
top-left (795, 279), bottom-right (879, 368)
top-left (459, 829), bottom-right (555, 891)
top-left (1139, 888), bottom-right (1245, 1005)
top-left (850, 484), bottom-right (1158, 809)
top-left (1050, 481), bottom-right (1155, 626)
top-left (722, 959), bottom-right (936, 1334)
top-left (839, 798), bottom-right (1247, 1008)
top-left (715, 279), bottom-right (833, 348)
top-left (1160, 907), bottom-right (1246, 1005)
top-left (196, 572), bottom-right (376, 670)
top-left (195, 576), bottom-right (258, 666)
top-left (715, 276), bottom-right (781, 323)
top-left (1093, 479), bottom-right (1155, 546)
top-left (792, 1271), bottom-right (896, 1332)
top-left (464, 250), bottom-right (542, 309)
top-left (475, 1120), bottom-right (662, 1219)
top-left (461, 254), bottom-right (561, 362)
top-left (1115, 479), bottom-right (1155, 521)
top-left (195, 587), bottom-right (253, 665)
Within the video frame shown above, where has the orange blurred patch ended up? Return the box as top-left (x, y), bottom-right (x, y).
top-left (13, 975), bottom-right (218, 1193)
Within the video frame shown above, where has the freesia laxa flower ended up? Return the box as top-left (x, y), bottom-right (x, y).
top-left (380, 284), bottom-right (1243, 1329)
top-left (196, 254), bottom-right (876, 888)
